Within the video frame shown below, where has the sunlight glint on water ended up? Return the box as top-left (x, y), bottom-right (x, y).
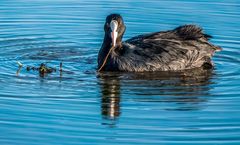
top-left (0, 0), bottom-right (240, 144)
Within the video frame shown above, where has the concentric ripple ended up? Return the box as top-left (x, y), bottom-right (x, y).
top-left (0, 0), bottom-right (240, 144)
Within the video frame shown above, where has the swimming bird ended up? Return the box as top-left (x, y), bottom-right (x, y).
top-left (98, 14), bottom-right (222, 72)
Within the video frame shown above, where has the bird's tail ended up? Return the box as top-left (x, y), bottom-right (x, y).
top-left (212, 44), bottom-right (222, 52)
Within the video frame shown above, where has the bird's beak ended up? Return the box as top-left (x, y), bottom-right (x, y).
top-left (110, 20), bottom-right (118, 47)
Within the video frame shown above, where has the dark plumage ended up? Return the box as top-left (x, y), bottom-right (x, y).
top-left (98, 14), bottom-right (222, 72)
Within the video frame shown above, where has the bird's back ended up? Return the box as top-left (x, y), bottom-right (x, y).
top-left (109, 25), bottom-right (221, 72)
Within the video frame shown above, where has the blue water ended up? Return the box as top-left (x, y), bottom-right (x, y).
top-left (0, 0), bottom-right (240, 144)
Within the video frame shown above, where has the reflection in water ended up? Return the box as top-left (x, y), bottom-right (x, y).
top-left (98, 68), bottom-right (215, 124)
top-left (126, 68), bottom-right (214, 111)
top-left (98, 75), bottom-right (121, 121)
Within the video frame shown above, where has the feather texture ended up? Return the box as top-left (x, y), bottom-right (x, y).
top-left (98, 14), bottom-right (222, 72)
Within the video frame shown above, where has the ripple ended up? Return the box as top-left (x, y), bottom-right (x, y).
top-left (0, 0), bottom-right (240, 145)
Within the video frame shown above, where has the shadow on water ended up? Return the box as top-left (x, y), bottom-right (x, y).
top-left (97, 68), bottom-right (215, 126)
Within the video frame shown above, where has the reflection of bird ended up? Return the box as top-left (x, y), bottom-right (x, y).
top-left (99, 75), bottom-right (121, 120)
top-left (98, 14), bottom-right (222, 72)
top-left (98, 68), bottom-right (213, 114)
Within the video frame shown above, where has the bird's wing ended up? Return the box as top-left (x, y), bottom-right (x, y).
top-left (119, 25), bottom-right (221, 71)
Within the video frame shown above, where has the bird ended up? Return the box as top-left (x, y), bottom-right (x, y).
top-left (97, 14), bottom-right (222, 72)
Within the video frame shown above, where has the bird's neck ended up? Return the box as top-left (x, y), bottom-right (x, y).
top-left (98, 34), bottom-right (122, 69)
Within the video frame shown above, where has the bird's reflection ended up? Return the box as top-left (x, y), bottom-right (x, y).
top-left (98, 75), bottom-right (121, 124)
top-left (98, 68), bottom-right (215, 126)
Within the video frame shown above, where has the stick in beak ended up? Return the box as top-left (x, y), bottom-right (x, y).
top-left (110, 20), bottom-right (118, 47)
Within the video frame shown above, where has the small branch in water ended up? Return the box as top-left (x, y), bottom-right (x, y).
top-left (26, 63), bottom-right (56, 77)
top-left (59, 62), bottom-right (63, 78)
top-left (16, 61), bottom-right (23, 76)
top-left (16, 61), bottom-right (67, 78)
top-left (17, 61), bottom-right (23, 67)
top-left (39, 63), bottom-right (56, 76)
top-left (60, 62), bottom-right (63, 72)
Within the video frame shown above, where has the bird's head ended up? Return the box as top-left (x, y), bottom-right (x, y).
top-left (104, 14), bottom-right (126, 47)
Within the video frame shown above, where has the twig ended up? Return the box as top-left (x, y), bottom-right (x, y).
top-left (98, 46), bottom-right (115, 72)
top-left (16, 61), bottom-right (23, 76)
top-left (17, 61), bottom-right (23, 67)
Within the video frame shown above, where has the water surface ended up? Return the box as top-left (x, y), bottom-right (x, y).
top-left (0, 0), bottom-right (240, 144)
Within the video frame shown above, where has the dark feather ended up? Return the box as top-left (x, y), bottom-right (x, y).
top-left (175, 25), bottom-right (206, 40)
top-left (98, 14), bottom-right (222, 72)
top-left (113, 25), bottom-right (221, 71)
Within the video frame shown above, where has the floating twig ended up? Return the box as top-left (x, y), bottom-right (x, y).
top-left (17, 61), bottom-right (23, 67)
top-left (60, 62), bottom-right (63, 72)
top-left (16, 61), bottom-right (23, 76)
top-left (16, 61), bottom-right (66, 77)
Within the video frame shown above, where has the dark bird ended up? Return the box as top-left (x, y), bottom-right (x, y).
top-left (98, 14), bottom-right (222, 72)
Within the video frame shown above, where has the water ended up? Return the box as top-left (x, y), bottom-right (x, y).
top-left (0, 0), bottom-right (240, 144)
